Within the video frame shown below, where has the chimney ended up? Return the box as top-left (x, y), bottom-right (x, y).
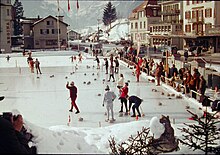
top-left (37, 15), bottom-right (40, 19)
top-left (57, 15), bottom-right (64, 22)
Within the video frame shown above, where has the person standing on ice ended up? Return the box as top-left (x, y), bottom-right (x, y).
top-left (103, 58), bottom-right (109, 74)
top-left (119, 82), bottom-right (128, 114)
top-left (35, 58), bottom-right (42, 74)
top-left (108, 65), bottom-right (115, 82)
top-left (128, 95), bottom-right (143, 117)
top-left (103, 85), bottom-right (116, 122)
top-left (66, 81), bottom-right (80, 114)
top-left (94, 55), bottom-right (100, 69)
top-left (114, 56), bottom-right (119, 74)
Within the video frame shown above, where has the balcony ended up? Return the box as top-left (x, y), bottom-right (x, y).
top-left (161, 9), bottom-right (180, 15)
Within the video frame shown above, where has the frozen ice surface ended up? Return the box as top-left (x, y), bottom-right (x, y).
top-left (0, 51), bottom-right (210, 154)
top-left (0, 51), bottom-right (194, 128)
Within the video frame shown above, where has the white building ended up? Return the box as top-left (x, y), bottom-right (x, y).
top-left (0, 0), bottom-right (12, 53)
top-left (183, 0), bottom-right (220, 53)
top-left (128, 0), bottom-right (160, 46)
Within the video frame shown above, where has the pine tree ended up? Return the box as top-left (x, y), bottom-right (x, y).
top-left (179, 110), bottom-right (220, 155)
top-left (13, 0), bottom-right (24, 35)
top-left (102, 2), bottom-right (117, 29)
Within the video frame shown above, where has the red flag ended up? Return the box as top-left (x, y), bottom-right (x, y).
top-left (68, 0), bottom-right (70, 11)
top-left (76, 0), bottom-right (79, 9)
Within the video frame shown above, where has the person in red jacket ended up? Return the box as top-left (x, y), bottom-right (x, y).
top-left (66, 81), bottom-right (80, 114)
top-left (135, 63), bottom-right (141, 82)
top-left (119, 82), bottom-right (129, 113)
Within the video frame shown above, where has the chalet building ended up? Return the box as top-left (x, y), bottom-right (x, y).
top-left (183, 0), bottom-right (220, 53)
top-left (0, 0), bottom-right (12, 53)
top-left (67, 30), bottom-right (80, 41)
top-left (128, 0), bottom-right (160, 46)
top-left (21, 15), bottom-right (68, 49)
top-left (148, 0), bottom-right (184, 49)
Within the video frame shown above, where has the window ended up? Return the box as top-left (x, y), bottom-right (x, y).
top-left (7, 9), bottom-right (10, 16)
top-left (40, 29), bottom-right (49, 35)
top-left (135, 22), bottom-right (138, 29)
top-left (186, 0), bottom-right (190, 5)
top-left (153, 10), bottom-right (157, 16)
top-left (185, 25), bottom-right (191, 32)
top-left (205, 23), bottom-right (212, 30)
top-left (185, 11), bottom-right (190, 19)
top-left (47, 21), bottom-right (50, 25)
top-left (46, 40), bottom-right (57, 46)
top-left (143, 21), bottom-right (146, 29)
top-left (205, 8), bottom-right (212, 17)
top-left (140, 22), bottom-right (142, 29)
top-left (35, 40), bottom-right (39, 45)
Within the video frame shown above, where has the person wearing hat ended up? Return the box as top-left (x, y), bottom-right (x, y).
top-left (128, 95), bottom-right (143, 117)
top-left (119, 82), bottom-right (129, 114)
top-left (103, 85), bottom-right (116, 122)
top-left (66, 81), bottom-right (80, 114)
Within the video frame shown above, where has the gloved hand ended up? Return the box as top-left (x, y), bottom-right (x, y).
top-left (102, 104), bottom-right (104, 107)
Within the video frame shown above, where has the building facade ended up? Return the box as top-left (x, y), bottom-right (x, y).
top-left (0, 0), bottom-right (12, 53)
top-left (183, 0), bottom-right (220, 53)
top-left (149, 0), bottom-right (184, 50)
top-left (67, 30), bottom-right (80, 41)
top-left (129, 0), bottom-right (160, 46)
top-left (22, 15), bottom-right (68, 49)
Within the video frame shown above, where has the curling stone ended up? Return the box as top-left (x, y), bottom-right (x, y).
top-left (161, 92), bottom-right (164, 95)
top-left (185, 105), bottom-right (190, 109)
top-left (78, 117), bottom-right (83, 122)
top-left (158, 102), bottom-right (162, 106)
top-left (171, 93), bottom-right (175, 97)
top-left (87, 81), bottom-right (91, 85)
top-left (65, 76), bottom-right (68, 79)
top-left (97, 93), bottom-right (101, 96)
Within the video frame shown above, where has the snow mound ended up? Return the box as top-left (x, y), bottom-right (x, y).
top-left (149, 116), bottom-right (165, 139)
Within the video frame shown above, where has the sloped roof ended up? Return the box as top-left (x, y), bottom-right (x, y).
top-left (128, 0), bottom-right (148, 20)
top-left (133, 0), bottom-right (148, 12)
top-left (33, 15), bottom-right (68, 26)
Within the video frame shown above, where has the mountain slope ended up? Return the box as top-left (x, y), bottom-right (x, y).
top-left (19, 0), bottom-right (142, 30)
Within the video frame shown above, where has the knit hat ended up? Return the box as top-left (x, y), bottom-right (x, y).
top-left (105, 85), bottom-right (110, 91)
top-left (70, 81), bottom-right (74, 86)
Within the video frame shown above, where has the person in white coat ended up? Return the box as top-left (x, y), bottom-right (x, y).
top-left (103, 85), bottom-right (116, 122)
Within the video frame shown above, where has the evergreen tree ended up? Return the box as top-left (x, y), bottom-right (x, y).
top-left (13, 0), bottom-right (24, 35)
top-left (102, 2), bottom-right (117, 29)
top-left (179, 110), bottom-right (220, 155)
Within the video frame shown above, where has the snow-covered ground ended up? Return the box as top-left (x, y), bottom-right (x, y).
top-left (0, 51), bottom-right (212, 154)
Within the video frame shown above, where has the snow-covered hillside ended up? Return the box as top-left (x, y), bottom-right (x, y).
top-left (19, 0), bottom-right (142, 30)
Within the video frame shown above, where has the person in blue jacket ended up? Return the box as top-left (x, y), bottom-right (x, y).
top-left (128, 95), bottom-right (143, 117)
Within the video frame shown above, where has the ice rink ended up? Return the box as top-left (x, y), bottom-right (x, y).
top-left (0, 51), bottom-right (194, 128)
